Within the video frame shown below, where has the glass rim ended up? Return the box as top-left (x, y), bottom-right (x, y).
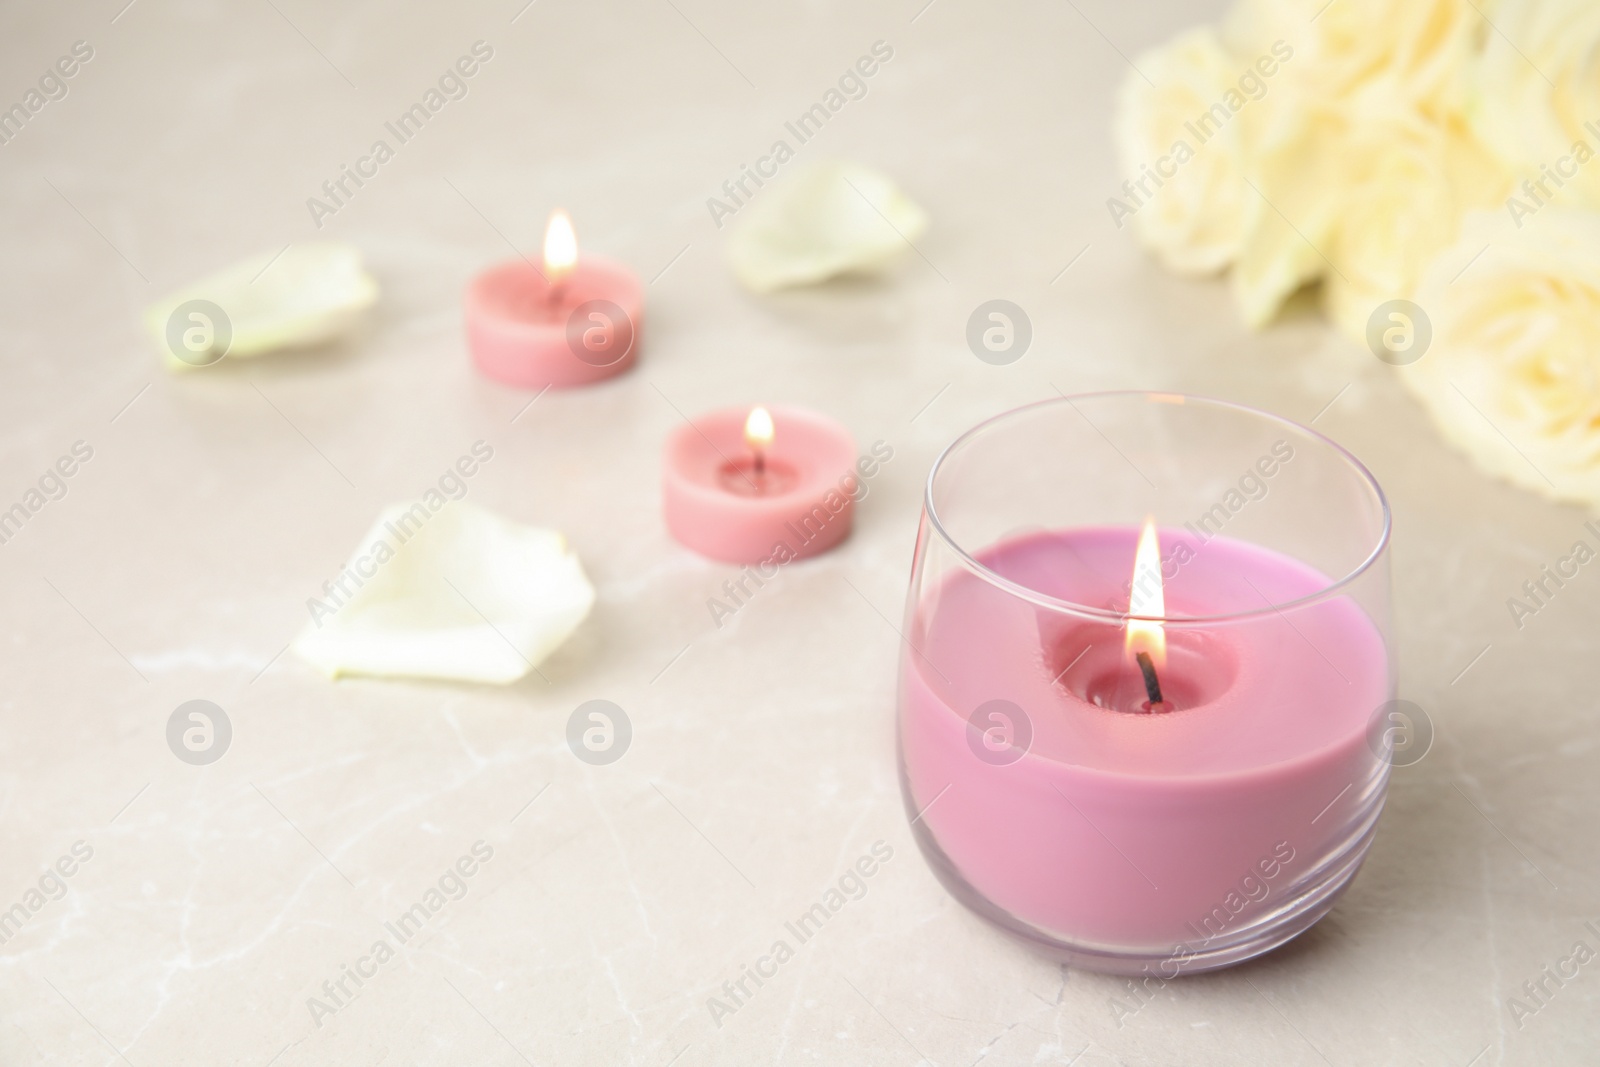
top-left (922, 391), bottom-right (1393, 625)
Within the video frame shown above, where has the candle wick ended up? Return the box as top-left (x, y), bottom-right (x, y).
top-left (1135, 651), bottom-right (1164, 706)
top-left (752, 449), bottom-right (766, 480)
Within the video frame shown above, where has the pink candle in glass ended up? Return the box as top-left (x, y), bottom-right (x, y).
top-left (662, 405), bottom-right (859, 564)
top-left (465, 210), bottom-right (641, 390)
top-left (900, 525), bottom-right (1390, 968)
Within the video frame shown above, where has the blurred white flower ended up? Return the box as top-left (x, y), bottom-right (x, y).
top-left (1469, 0), bottom-right (1600, 213)
top-left (1227, 105), bottom-right (1503, 329)
top-left (1112, 0), bottom-right (1600, 511)
top-left (1308, 114), bottom-right (1507, 338)
top-left (1224, 0), bottom-right (1479, 119)
top-left (1229, 103), bottom-right (1346, 327)
top-left (1116, 0), bottom-right (1497, 327)
top-left (1218, 0), bottom-right (1508, 328)
top-left (1404, 209), bottom-right (1600, 506)
top-left (1112, 27), bottom-right (1254, 274)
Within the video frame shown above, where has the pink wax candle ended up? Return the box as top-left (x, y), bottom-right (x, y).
top-left (900, 525), bottom-right (1391, 971)
top-left (662, 405), bottom-right (859, 564)
top-left (465, 210), bottom-right (642, 390)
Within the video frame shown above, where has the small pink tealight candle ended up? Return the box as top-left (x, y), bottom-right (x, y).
top-left (663, 405), bottom-right (858, 564)
top-left (465, 210), bottom-right (642, 390)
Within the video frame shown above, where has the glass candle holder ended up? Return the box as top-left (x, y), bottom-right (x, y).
top-left (898, 393), bottom-right (1394, 975)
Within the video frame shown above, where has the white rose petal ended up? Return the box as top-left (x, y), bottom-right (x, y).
top-left (293, 501), bottom-right (595, 685)
top-left (1113, 27), bottom-right (1250, 275)
top-left (725, 161), bottom-right (929, 292)
top-left (146, 242), bottom-right (378, 369)
top-left (1404, 209), bottom-right (1600, 506)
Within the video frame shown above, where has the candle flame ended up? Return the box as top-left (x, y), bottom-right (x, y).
top-left (1125, 516), bottom-right (1166, 669)
top-left (744, 406), bottom-right (775, 453)
top-left (543, 209), bottom-right (577, 286)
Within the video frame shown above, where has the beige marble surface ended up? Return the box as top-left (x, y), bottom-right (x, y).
top-left (0, 0), bottom-right (1594, 1064)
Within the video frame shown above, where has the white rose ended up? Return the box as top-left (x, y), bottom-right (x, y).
top-left (1320, 116), bottom-right (1509, 338)
top-left (1224, 0), bottom-right (1478, 118)
top-left (1469, 0), bottom-right (1600, 213)
top-left (1229, 103), bottom-right (1346, 327)
top-left (1402, 209), bottom-right (1600, 506)
top-left (1112, 27), bottom-right (1252, 274)
top-left (1231, 107), bottom-right (1507, 331)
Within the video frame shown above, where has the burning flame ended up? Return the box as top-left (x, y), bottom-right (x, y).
top-left (543, 209), bottom-right (578, 286)
top-left (744, 406), bottom-right (775, 454)
top-left (1125, 516), bottom-right (1166, 669)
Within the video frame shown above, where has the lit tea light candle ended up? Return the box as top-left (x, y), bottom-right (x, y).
top-left (464, 209), bottom-right (642, 390)
top-left (663, 404), bottom-right (858, 564)
top-left (745, 405), bottom-right (774, 481)
top-left (544, 208), bottom-right (577, 302)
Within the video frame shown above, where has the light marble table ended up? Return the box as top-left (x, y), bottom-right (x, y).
top-left (0, 1), bottom-right (1593, 1064)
